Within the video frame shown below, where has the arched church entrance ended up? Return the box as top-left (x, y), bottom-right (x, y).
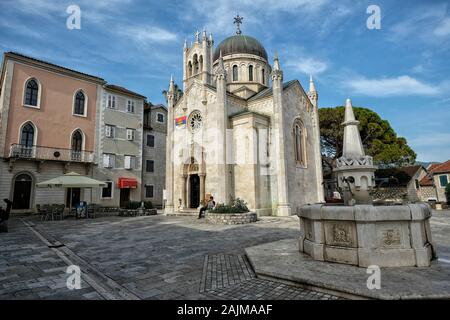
top-left (180, 156), bottom-right (205, 210)
top-left (189, 174), bottom-right (200, 208)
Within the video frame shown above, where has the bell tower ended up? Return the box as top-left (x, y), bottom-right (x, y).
top-left (183, 29), bottom-right (214, 90)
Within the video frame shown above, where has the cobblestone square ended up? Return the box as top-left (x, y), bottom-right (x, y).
top-left (1, 211), bottom-right (449, 300)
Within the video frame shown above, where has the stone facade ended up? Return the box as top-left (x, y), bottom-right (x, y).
top-left (142, 104), bottom-right (167, 207)
top-left (205, 212), bottom-right (257, 225)
top-left (91, 85), bottom-right (145, 208)
top-left (164, 28), bottom-right (323, 216)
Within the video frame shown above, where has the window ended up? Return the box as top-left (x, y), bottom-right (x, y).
top-left (145, 185), bottom-right (154, 198)
top-left (439, 175), bottom-right (448, 188)
top-left (147, 134), bottom-right (155, 147)
top-left (101, 181), bottom-right (113, 198)
top-left (126, 129), bottom-right (135, 141)
top-left (127, 100), bottom-right (135, 113)
top-left (71, 131), bottom-right (83, 152)
top-left (293, 119), bottom-right (306, 166)
top-left (71, 130), bottom-right (83, 161)
top-left (105, 125), bottom-right (115, 138)
top-left (74, 90), bottom-right (86, 116)
top-left (103, 154), bottom-right (115, 168)
top-left (124, 155), bottom-right (135, 170)
top-left (24, 79), bottom-right (39, 107)
top-left (146, 160), bottom-right (154, 172)
top-left (157, 113), bottom-right (165, 123)
top-left (20, 123), bottom-right (35, 147)
top-left (248, 65), bottom-right (253, 81)
top-left (415, 179), bottom-right (420, 189)
top-left (107, 95), bottom-right (116, 109)
top-left (261, 69), bottom-right (265, 85)
top-left (232, 65), bottom-right (238, 81)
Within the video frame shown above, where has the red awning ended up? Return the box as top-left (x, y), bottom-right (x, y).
top-left (118, 178), bottom-right (138, 189)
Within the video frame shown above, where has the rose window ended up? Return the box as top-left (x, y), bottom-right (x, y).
top-left (189, 111), bottom-right (203, 133)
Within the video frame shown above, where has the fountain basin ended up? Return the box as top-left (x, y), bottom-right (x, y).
top-left (298, 203), bottom-right (436, 267)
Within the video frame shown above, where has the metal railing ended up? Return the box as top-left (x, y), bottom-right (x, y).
top-left (9, 144), bottom-right (95, 163)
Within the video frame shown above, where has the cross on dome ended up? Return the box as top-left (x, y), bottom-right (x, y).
top-left (234, 14), bottom-right (243, 35)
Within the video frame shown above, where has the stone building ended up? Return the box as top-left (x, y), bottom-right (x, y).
top-left (0, 52), bottom-right (105, 211)
top-left (373, 165), bottom-right (428, 203)
top-left (91, 85), bottom-right (146, 208)
top-left (142, 103), bottom-right (167, 208)
top-left (419, 160), bottom-right (450, 203)
top-left (164, 19), bottom-right (324, 216)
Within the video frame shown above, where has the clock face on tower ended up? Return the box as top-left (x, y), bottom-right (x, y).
top-left (188, 110), bottom-right (203, 133)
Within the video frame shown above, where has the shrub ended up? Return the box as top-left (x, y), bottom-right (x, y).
top-left (445, 184), bottom-right (450, 204)
top-left (126, 201), bottom-right (141, 209)
top-left (209, 198), bottom-right (249, 214)
top-left (144, 201), bottom-right (153, 209)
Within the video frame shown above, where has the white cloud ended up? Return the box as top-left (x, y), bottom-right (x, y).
top-left (286, 57), bottom-right (328, 75)
top-left (410, 133), bottom-right (450, 147)
top-left (120, 25), bottom-right (177, 43)
top-left (388, 5), bottom-right (450, 44)
top-left (347, 75), bottom-right (440, 97)
top-left (434, 17), bottom-right (450, 36)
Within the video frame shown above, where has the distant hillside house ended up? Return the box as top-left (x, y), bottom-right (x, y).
top-left (420, 160), bottom-right (450, 203)
top-left (373, 165), bottom-right (429, 203)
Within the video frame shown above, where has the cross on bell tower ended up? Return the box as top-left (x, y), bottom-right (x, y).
top-left (234, 14), bottom-right (243, 35)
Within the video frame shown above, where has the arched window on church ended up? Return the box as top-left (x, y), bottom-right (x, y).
top-left (293, 119), bottom-right (306, 166)
top-left (199, 55), bottom-right (203, 74)
top-left (188, 61), bottom-right (193, 78)
top-left (193, 54), bottom-right (199, 74)
top-left (261, 69), bottom-right (265, 85)
top-left (232, 65), bottom-right (238, 82)
top-left (248, 65), bottom-right (253, 81)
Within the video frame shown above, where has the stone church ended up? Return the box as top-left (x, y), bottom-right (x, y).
top-left (165, 17), bottom-right (324, 216)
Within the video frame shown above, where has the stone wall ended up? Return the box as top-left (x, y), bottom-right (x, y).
top-left (371, 187), bottom-right (408, 203)
top-left (205, 212), bottom-right (257, 225)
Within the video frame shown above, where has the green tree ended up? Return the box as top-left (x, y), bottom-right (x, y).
top-left (319, 106), bottom-right (416, 167)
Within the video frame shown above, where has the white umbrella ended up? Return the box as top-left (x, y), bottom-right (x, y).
top-left (36, 172), bottom-right (107, 214)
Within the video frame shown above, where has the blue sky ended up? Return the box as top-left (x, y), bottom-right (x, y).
top-left (1, 0), bottom-right (449, 162)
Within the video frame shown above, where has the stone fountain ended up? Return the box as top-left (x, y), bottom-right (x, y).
top-left (298, 99), bottom-right (436, 267)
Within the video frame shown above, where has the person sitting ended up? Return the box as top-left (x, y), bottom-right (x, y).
top-left (198, 196), bottom-right (215, 219)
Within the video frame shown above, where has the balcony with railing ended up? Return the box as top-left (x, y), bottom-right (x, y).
top-left (9, 144), bottom-right (95, 163)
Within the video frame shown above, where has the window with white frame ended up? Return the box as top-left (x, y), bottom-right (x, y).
top-left (126, 129), bottom-right (135, 141)
top-left (24, 78), bottom-right (40, 107)
top-left (127, 100), bottom-right (135, 113)
top-left (157, 113), bottom-right (165, 123)
top-left (105, 125), bottom-right (115, 138)
top-left (107, 95), bottom-right (116, 109)
top-left (439, 175), bottom-right (448, 188)
top-left (145, 185), bottom-right (154, 198)
top-left (101, 181), bottom-right (113, 198)
top-left (103, 153), bottom-right (115, 168)
top-left (124, 155), bottom-right (135, 170)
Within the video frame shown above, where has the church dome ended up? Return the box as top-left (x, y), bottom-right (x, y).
top-left (213, 35), bottom-right (268, 62)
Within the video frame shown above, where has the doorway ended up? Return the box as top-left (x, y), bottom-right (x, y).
top-left (120, 188), bottom-right (131, 208)
top-left (189, 174), bottom-right (200, 208)
top-left (66, 188), bottom-right (81, 208)
top-left (12, 173), bottom-right (33, 209)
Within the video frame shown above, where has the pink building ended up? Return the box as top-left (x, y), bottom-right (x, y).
top-left (0, 52), bottom-right (106, 211)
